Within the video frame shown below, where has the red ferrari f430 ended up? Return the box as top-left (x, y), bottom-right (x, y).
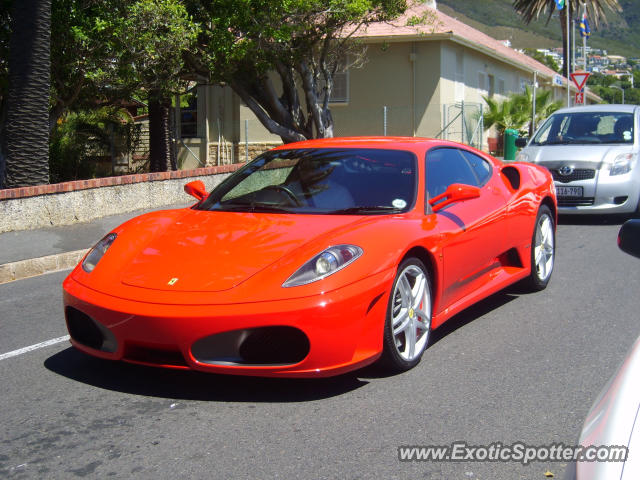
top-left (63, 137), bottom-right (556, 377)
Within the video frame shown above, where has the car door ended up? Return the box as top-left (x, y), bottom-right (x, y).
top-left (426, 147), bottom-right (507, 310)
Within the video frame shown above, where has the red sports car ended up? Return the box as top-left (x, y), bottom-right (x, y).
top-left (63, 137), bottom-right (556, 377)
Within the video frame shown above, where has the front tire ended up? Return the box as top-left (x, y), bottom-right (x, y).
top-left (379, 258), bottom-right (432, 372)
top-left (524, 205), bottom-right (555, 291)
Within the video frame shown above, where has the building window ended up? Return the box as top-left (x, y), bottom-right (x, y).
top-left (488, 74), bottom-right (495, 98)
top-left (497, 78), bottom-right (505, 95)
top-left (331, 68), bottom-right (349, 103)
top-left (520, 78), bottom-right (528, 93)
top-left (478, 72), bottom-right (490, 94)
top-left (180, 89), bottom-right (198, 138)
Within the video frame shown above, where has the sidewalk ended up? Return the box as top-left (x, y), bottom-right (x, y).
top-left (0, 202), bottom-right (189, 284)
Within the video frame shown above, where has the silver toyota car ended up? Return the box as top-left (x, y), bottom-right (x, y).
top-left (516, 105), bottom-right (640, 215)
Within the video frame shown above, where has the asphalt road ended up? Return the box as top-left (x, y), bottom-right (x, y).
top-left (1, 218), bottom-right (639, 480)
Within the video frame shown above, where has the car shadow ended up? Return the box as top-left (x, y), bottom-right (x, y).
top-left (358, 289), bottom-right (520, 379)
top-left (558, 213), bottom-right (631, 226)
top-left (44, 348), bottom-right (368, 402)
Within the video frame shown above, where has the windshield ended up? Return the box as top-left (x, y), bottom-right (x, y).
top-left (197, 148), bottom-right (417, 214)
top-left (532, 111), bottom-right (635, 146)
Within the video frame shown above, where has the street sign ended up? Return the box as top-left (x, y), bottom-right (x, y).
top-left (575, 91), bottom-right (585, 104)
top-left (570, 72), bottom-right (590, 91)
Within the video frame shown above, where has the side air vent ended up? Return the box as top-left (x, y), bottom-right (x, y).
top-left (501, 166), bottom-right (521, 190)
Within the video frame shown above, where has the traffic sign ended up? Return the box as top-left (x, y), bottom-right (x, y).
top-left (570, 71), bottom-right (590, 91)
top-left (575, 91), bottom-right (585, 104)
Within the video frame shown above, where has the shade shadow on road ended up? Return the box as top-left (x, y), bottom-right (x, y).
top-left (558, 213), bottom-right (631, 226)
top-left (44, 348), bottom-right (368, 402)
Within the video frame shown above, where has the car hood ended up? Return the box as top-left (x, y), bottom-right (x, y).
top-left (523, 144), bottom-right (634, 169)
top-left (118, 209), bottom-right (365, 292)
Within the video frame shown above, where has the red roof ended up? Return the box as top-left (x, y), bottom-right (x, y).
top-left (356, 3), bottom-right (563, 82)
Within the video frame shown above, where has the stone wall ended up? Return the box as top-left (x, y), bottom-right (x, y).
top-left (0, 164), bottom-right (242, 233)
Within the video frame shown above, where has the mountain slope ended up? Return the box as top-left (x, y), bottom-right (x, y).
top-left (437, 0), bottom-right (640, 58)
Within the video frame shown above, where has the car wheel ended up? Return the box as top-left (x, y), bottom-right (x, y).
top-left (524, 205), bottom-right (555, 291)
top-left (379, 258), bottom-right (432, 372)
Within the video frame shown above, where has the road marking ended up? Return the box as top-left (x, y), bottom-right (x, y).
top-left (0, 335), bottom-right (70, 361)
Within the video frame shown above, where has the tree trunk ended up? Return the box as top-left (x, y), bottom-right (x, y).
top-left (3, 0), bottom-right (51, 188)
top-left (148, 93), bottom-right (171, 172)
top-left (560, 6), bottom-right (574, 80)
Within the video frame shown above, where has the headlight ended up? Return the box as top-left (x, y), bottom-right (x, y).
top-left (516, 151), bottom-right (530, 163)
top-left (82, 233), bottom-right (117, 273)
top-left (283, 245), bottom-right (363, 287)
top-left (609, 153), bottom-right (635, 176)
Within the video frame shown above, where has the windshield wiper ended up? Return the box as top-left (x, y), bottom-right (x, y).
top-left (210, 202), bottom-right (293, 213)
top-left (248, 204), bottom-right (294, 213)
top-left (328, 206), bottom-right (403, 214)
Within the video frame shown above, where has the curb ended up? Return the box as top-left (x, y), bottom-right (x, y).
top-left (0, 250), bottom-right (88, 285)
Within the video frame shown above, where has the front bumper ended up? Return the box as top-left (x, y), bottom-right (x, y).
top-left (555, 169), bottom-right (640, 215)
top-left (62, 269), bottom-right (394, 378)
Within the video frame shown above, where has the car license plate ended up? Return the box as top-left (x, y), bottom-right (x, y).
top-left (556, 186), bottom-right (583, 197)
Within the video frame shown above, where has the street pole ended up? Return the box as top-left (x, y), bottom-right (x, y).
top-left (566, 5), bottom-right (571, 107)
top-left (532, 71), bottom-right (538, 136)
top-left (572, 17), bottom-right (576, 74)
top-left (582, 2), bottom-right (587, 71)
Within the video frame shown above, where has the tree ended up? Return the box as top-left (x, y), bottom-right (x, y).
top-left (186, 0), bottom-right (407, 143)
top-left (483, 86), bottom-right (563, 135)
top-left (116, 0), bottom-right (198, 171)
top-left (2, 0), bottom-right (51, 188)
top-left (512, 0), bottom-right (622, 78)
top-left (0, 0), bottom-right (10, 184)
top-left (49, 0), bottom-right (131, 135)
top-left (523, 48), bottom-right (560, 73)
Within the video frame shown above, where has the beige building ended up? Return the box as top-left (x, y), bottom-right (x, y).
top-left (176, 1), bottom-right (598, 168)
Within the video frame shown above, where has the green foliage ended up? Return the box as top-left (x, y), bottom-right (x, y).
top-left (49, 108), bottom-right (143, 183)
top-left (186, 0), bottom-right (407, 141)
top-left (49, 0), bottom-right (199, 128)
top-left (523, 48), bottom-right (560, 72)
top-left (116, 0), bottom-right (199, 98)
top-left (483, 86), bottom-right (563, 134)
top-left (438, 0), bottom-right (640, 58)
top-left (587, 72), bottom-right (640, 104)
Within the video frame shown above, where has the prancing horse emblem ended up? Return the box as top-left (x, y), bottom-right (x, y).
top-left (168, 278), bottom-right (179, 286)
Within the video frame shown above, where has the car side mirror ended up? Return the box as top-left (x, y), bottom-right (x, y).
top-left (184, 180), bottom-right (208, 201)
top-left (618, 219), bottom-right (640, 259)
top-left (515, 137), bottom-right (528, 148)
top-left (429, 183), bottom-right (480, 212)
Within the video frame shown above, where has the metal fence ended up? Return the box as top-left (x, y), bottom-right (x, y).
top-left (436, 102), bottom-right (484, 150)
top-left (177, 102), bottom-right (487, 167)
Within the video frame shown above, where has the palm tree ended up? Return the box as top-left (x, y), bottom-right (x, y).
top-left (3, 0), bottom-right (51, 188)
top-left (483, 87), bottom-right (563, 139)
top-left (512, 0), bottom-right (622, 79)
top-left (483, 95), bottom-right (530, 135)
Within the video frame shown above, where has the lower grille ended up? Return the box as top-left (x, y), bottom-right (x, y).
top-left (124, 344), bottom-right (188, 368)
top-left (558, 197), bottom-right (595, 207)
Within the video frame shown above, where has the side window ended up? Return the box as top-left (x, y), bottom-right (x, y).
top-left (460, 150), bottom-right (492, 186)
top-left (426, 148), bottom-right (479, 198)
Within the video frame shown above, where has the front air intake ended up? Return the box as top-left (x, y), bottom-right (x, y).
top-left (65, 307), bottom-right (117, 353)
top-left (192, 327), bottom-right (310, 366)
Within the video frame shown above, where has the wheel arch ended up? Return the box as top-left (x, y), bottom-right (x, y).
top-left (541, 195), bottom-right (557, 227)
top-left (399, 246), bottom-right (438, 300)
